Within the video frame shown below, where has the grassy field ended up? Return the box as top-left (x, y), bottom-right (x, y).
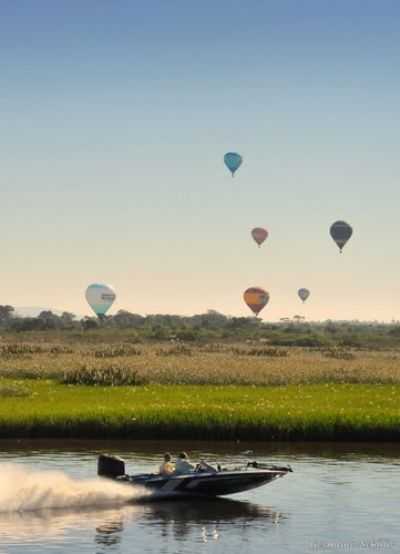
top-left (0, 330), bottom-right (399, 440)
top-left (0, 331), bottom-right (400, 386)
top-left (0, 378), bottom-right (399, 440)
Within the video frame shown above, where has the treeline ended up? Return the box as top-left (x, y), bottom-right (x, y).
top-left (1, 305), bottom-right (400, 348)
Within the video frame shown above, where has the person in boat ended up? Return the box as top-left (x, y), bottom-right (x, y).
top-left (174, 452), bottom-right (217, 474)
top-left (159, 452), bottom-right (175, 476)
top-left (174, 452), bottom-right (196, 474)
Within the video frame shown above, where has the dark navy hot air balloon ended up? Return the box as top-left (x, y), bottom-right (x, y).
top-left (330, 221), bottom-right (353, 253)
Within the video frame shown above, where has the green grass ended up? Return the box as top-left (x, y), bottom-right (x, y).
top-left (0, 378), bottom-right (399, 441)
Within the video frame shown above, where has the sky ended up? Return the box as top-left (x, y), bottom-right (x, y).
top-left (1, 0), bottom-right (400, 321)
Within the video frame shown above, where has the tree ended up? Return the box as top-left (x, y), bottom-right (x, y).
top-left (81, 317), bottom-right (98, 330)
top-left (112, 310), bottom-right (145, 328)
top-left (60, 312), bottom-right (76, 328)
top-left (38, 310), bottom-right (61, 330)
top-left (293, 315), bottom-right (305, 323)
top-left (0, 305), bottom-right (14, 324)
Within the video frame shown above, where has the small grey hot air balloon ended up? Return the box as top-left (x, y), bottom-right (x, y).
top-left (298, 288), bottom-right (310, 303)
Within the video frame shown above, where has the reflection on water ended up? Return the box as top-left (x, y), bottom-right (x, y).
top-left (138, 498), bottom-right (283, 544)
top-left (0, 507), bottom-right (123, 544)
top-left (0, 498), bottom-right (282, 551)
top-left (95, 517), bottom-right (124, 548)
top-left (3, 438), bottom-right (400, 461)
top-left (142, 497), bottom-right (281, 524)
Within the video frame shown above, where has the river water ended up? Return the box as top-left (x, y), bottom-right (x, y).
top-left (0, 440), bottom-right (398, 554)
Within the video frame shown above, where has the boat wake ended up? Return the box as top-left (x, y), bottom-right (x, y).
top-left (0, 464), bottom-right (147, 512)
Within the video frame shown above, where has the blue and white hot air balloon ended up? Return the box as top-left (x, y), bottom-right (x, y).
top-left (85, 283), bottom-right (116, 318)
top-left (224, 152), bottom-right (243, 177)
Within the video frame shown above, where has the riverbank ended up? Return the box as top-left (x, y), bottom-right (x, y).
top-left (1, 379), bottom-right (399, 441)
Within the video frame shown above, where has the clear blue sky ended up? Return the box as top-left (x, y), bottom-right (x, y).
top-left (2, 1), bottom-right (400, 320)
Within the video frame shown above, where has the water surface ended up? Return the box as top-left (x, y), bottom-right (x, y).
top-left (0, 440), bottom-right (398, 553)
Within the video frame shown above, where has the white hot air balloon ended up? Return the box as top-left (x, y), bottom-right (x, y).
top-left (85, 283), bottom-right (116, 318)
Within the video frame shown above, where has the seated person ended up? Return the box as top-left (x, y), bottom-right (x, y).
top-left (159, 452), bottom-right (175, 476)
top-left (174, 452), bottom-right (196, 474)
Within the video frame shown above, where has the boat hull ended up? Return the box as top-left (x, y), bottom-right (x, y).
top-left (123, 470), bottom-right (286, 498)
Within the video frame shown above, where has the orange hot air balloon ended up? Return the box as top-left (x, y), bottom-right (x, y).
top-left (251, 227), bottom-right (269, 247)
top-left (243, 287), bottom-right (270, 316)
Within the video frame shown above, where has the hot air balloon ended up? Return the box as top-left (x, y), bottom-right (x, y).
top-left (85, 283), bottom-right (116, 318)
top-left (243, 287), bottom-right (270, 316)
top-left (330, 221), bottom-right (353, 253)
top-left (224, 152), bottom-right (242, 177)
top-left (251, 227), bottom-right (269, 247)
top-left (298, 288), bottom-right (310, 303)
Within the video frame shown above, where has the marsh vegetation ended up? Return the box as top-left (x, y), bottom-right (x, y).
top-left (1, 322), bottom-right (399, 440)
top-left (0, 327), bottom-right (399, 386)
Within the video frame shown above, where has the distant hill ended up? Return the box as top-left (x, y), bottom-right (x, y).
top-left (13, 307), bottom-right (84, 319)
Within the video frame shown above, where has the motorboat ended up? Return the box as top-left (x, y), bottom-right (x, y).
top-left (97, 454), bottom-right (292, 498)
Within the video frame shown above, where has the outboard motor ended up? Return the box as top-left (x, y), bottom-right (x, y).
top-left (98, 454), bottom-right (126, 478)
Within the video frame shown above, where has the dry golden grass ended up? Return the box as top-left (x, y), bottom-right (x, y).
top-left (0, 336), bottom-right (399, 385)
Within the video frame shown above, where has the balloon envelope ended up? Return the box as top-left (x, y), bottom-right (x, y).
top-left (85, 283), bottom-right (116, 317)
top-left (251, 227), bottom-right (269, 246)
top-left (298, 288), bottom-right (310, 302)
top-left (330, 221), bottom-right (353, 252)
top-left (243, 287), bottom-right (270, 316)
top-left (224, 152), bottom-right (242, 176)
